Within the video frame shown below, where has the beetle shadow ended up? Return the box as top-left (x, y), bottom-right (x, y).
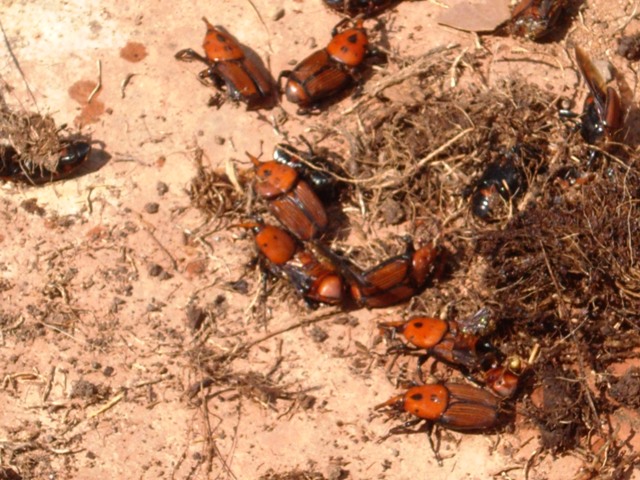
top-left (69, 139), bottom-right (112, 179)
top-left (368, 13), bottom-right (393, 53)
top-left (215, 26), bottom-right (279, 111)
top-left (83, 144), bottom-right (112, 176)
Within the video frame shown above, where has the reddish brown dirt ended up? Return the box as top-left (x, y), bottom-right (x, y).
top-left (1, 1), bottom-right (640, 479)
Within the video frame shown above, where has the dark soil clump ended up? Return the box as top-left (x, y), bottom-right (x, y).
top-left (610, 367), bottom-right (640, 408)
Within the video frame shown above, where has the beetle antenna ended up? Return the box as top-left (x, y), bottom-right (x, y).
top-left (374, 394), bottom-right (403, 411)
top-left (201, 17), bottom-right (214, 30)
top-left (245, 151), bottom-right (262, 167)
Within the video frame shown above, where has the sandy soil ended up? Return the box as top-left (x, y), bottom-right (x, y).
top-left (1, 0), bottom-right (640, 479)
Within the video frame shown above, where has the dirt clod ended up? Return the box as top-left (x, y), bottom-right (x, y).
top-left (156, 181), bottom-right (169, 196)
top-left (531, 368), bottom-right (585, 452)
top-left (20, 199), bottom-right (45, 216)
top-left (310, 326), bottom-right (329, 343)
top-left (148, 263), bottom-right (163, 277)
top-left (185, 304), bottom-right (206, 331)
top-left (609, 367), bottom-right (640, 408)
top-left (617, 33), bottom-right (640, 60)
top-left (144, 202), bottom-right (159, 214)
top-left (70, 380), bottom-right (109, 401)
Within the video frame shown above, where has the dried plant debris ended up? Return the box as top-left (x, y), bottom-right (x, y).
top-left (186, 346), bottom-right (310, 409)
top-left (324, 74), bottom-right (555, 234)
top-left (188, 147), bottom-right (246, 221)
top-left (478, 166), bottom-right (640, 350)
top-left (192, 44), bottom-right (638, 470)
top-left (0, 108), bottom-right (61, 167)
top-left (531, 366), bottom-right (586, 452)
top-left (0, 104), bottom-right (90, 184)
top-left (477, 162), bottom-right (640, 458)
top-left (258, 470), bottom-right (327, 480)
top-left (307, 51), bottom-right (640, 467)
top-left (69, 379), bottom-right (111, 402)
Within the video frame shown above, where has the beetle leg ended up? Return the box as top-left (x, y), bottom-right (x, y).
top-left (277, 70), bottom-right (292, 94)
top-left (558, 108), bottom-right (579, 120)
top-left (199, 70), bottom-right (231, 110)
top-left (377, 418), bottom-right (426, 443)
top-left (351, 81), bottom-right (365, 99)
top-left (298, 135), bottom-right (316, 158)
top-left (388, 418), bottom-right (427, 435)
top-left (585, 147), bottom-right (601, 170)
top-left (198, 68), bottom-right (226, 89)
top-left (366, 46), bottom-right (388, 66)
top-left (197, 69), bottom-right (214, 87)
top-left (312, 241), bottom-right (370, 287)
top-left (462, 371), bottom-right (487, 390)
top-left (296, 106), bottom-right (313, 116)
top-left (400, 235), bottom-right (416, 256)
top-left (386, 418), bottom-right (442, 463)
top-left (302, 297), bottom-right (321, 309)
top-left (386, 344), bottom-right (420, 356)
top-left (558, 109), bottom-right (583, 135)
top-left (331, 17), bottom-right (351, 37)
top-left (175, 48), bottom-right (209, 65)
top-left (429, 424), bottom-right (443, 466)
top-left (416, 353), bottom-right (430, 371)
top-left (415, 353), bottom-right (433, 382)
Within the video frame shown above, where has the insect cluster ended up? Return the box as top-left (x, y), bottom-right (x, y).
top-left (240, 144), bottom-right (442, 310)
top-left (374, 312), bottom-right (527, 444)
top-left (175, 14), bottom-right (376, 114)
top-left (6, 0), bottom-right (634, 470)
top-left (171, 0), bottom-right (629, 452)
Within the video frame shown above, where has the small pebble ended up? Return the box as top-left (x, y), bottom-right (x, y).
top-left (617, 33), bottom-right (640, 61)
top-left (148, 263), bottom-right (163, 277)
top-left (156, 181), bottom-right (169, 196)
top-left (144, 202), bottom-right (160, 214)
top-left (310, 325), bottom-right (329, 343)
top-left (272, 8), bottom-right (285, 21)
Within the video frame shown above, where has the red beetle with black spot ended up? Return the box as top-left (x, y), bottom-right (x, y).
top-left (379, 316), bottom-right (499, 372)
top-left (376, 382), bottom-right (502, 433)
top-left (249, 152), bottom-right (329, 241)
top-left (347, 240), bottom-right (440, 308)
top-left (279, 19), bottom-right (372, 114)
top-left (175, 17), bottom-right (275, 110)
top-left (237, 222), bottom-right (345, 307)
